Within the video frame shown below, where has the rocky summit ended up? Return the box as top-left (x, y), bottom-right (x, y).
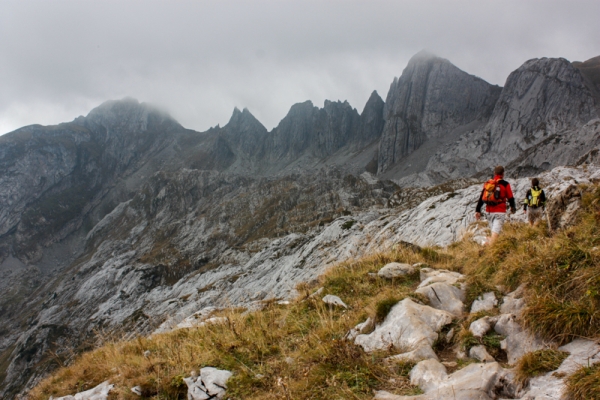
top-left (1, 51), bottom-right (600, 399)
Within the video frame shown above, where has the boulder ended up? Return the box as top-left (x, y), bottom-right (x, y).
top-left (492, 313), bottom-right (547, 365)
top-left (415, 282), bottom-right (465, 316)
top-left (419, 268), bottom-right (464, 287)
top-left (184, 367), bottom-right (232, 400)
top-left (501, 331), bottom-right (546, 365)
top-left (322, 294), bottom-right (348, 308)
top-left (386, 343), bottom-right (439, 363)
top-left (381, 361), bottom-right (515, 399)
top-left (378, 262), bottom-right (416, 279)
top-left (345, 317), bottom-right (374, 340)
top-left (410, 359), bottom-right (448, 392)
top-left (469, 345), bottom-right (495, 363)
top-left (51, 381), bottom-right (113, 400)
top-left (493, 314), bottom-right (521, 337)
top-left (470, 292), bottom-right (498, 313)
top-left (470, 316), bottom-right (497, 338)
top-left (499, 285), bottom-right (526, 316)
top-left (355, 298), bottom-right (453, 353)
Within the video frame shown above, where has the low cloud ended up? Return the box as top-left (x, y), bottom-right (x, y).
top-left (1, 0), bottom-right (599, 134)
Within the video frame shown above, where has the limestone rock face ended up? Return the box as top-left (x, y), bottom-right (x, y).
top-left (184, 367), bottom-right (232, 400)
top-left (377, 362), bottom-right (515, 400)
top-left (489, 57), bottom-right (598, 159)
top-left (357, 90), bottom-right (385, 147)
top-left (378, 262), bottom-right (416, 279)
top-left (377, 51), bottom-right (501, 173)
top-left (421, 57), bottom-right (600, 185)
top-left (354, 298), bottom-right (453, 353)
top-left (52, 381), bottom-right (113, 400)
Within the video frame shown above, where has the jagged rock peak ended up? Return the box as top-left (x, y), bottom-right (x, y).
top-left (489, 56), bottom-right (599, 156)
top-left (226, 107), bottom-right (266, 132)
top-left (377, 51), bottom-right (501, 173)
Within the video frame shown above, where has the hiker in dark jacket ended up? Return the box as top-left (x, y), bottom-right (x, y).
top-left (475, 166), bottom-right (517, 245)
top-left (523, 177), bottom-right (546, 226)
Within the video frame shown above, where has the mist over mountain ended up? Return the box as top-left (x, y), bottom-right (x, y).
top-left (1, 52), bottom-right (599, 398)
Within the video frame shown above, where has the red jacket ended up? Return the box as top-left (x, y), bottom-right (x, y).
top-left (475, 175), bottom-right (516, 213)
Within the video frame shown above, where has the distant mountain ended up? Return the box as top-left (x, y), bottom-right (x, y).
top-left (1, 52), bottom-right (599, 398)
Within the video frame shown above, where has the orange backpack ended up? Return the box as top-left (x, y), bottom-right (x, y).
top-left (481, 179), bottom-right (504, 205)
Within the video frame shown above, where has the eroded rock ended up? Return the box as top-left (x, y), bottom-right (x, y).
top-left (415, 282), bottom-right (465, 316)
top-left (471, 292), bottom-right (498, 313)
top-left (378, 262), bottom-right (416, 279)
top-left (184, 367), bottom-right (232, 400)
top-left (345, 317), bottom-right (375, 340)
top-left (51, 381), bottom-right (113, 400)
top-left (470, 345), bottom-right (495, 363)
top-left (322, 294), bottom-right (348, 308)
top-left (470, 316), bottom-right (497, 338)
top-left (355, 298), bottom-right (453, 353)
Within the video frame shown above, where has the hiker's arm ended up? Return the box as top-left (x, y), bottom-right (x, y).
top-left (541, 190), bottom-right (547, 208)
top-left (507, 184), bottom-right (516, 213)
top-left (523, 189), bottom-right (530, 212)
top-left (475, 189), bottom-right (484, 216)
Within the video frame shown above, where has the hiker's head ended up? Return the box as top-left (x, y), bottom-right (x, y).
top-left (494, 165), bottom-right (504, 177)
top-left (532, 178), bottom-right (539, 187)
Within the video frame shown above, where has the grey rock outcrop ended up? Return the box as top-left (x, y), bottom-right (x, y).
top-left (377, 262), bottom-right (416, 279)
top-left (424, 56), bottom-right (600, 185)
top-left (377, 51), bottom-right (501, 174)
top-left (184, 367), bottom-right (232, 400)
top-left (376, 361), bottom-right (516, 400)
top-left (51, 381), bottom-right (113, 400)
top-left (354, 298), bottom-right (453, 354)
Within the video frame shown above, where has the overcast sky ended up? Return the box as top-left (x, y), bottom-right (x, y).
top-left (1, 0), bottom-right (599, 135)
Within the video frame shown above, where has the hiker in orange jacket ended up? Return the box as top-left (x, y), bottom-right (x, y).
top-left (475, 166), bottom-right (517, 245)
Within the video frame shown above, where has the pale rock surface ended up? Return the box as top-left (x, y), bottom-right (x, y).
top-left (416, 282), bottom-right (465, 316)
top-left (493, 314), bottom-right (522, 337)
top-left (386, 343), bottom-right (439, 363)
top-left (130, 386), bottom-right (142, 396)
top-left (493, 312), bottom-right (548, 366)
top-left (345, 317), bottom-right (374, 340)
top-left (409, 359), bottom-right (448, 392)
top-left (322, 294), bottom-right (348, 308)
top-left (471, 292), bottom-right (498, 313)
top-left (378, 362), bottom-right (516, 399)
top-left (183, 367), bottom-right (232, 400)
top-left (51, 381), bottom-right (113, 400)
top-left (470, 345), bottom-right (495, 363)
top-left (418, 268), bottom-right (464, 287)
top-left (500, 294), bottom-right (526, 317)
top-left (518, 339), bottom-right (600, 400)
top-left (378, 262), bottom-right (416, 279)
top-left (470, 316), bottom-right (497, 338)
top-left (355, 298), bottom-right (453, 353)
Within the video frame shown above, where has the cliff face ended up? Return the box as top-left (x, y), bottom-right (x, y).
top-left (488, 57), bottom-right (598, 158)
top-left (0, 98), bottom-right (182, 265)
top-left (377, 51), bottom-right (502, 173)
top-left (422, 56), bottom-right (600, 185)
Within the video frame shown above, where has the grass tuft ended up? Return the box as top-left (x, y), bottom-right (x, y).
top-left (515, 349), bottom-right (569, 384)
top-left (566, 363), bottom-right (600, 400)
top-left (375, 297), bottom-right (400, 323)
